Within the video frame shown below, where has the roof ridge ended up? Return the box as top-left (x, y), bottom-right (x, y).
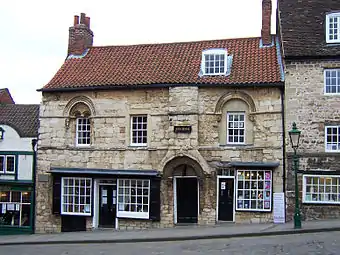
top-left (89, 36), bottom-right (262, 48)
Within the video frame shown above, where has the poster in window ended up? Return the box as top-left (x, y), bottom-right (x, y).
top-left (1, 204), bottom-right (6, 214)
top-left (265, 181), bottom-right (271, 190)
top-left (7, 203), bottom-right (15, 211)
top-left (237, 200), bottom-right (243, 209)
top-left (264, 201), bottom-right (270, 209)
top-left (265, 172), bottom-right (271, 180)
top-left (84, 205), bottom-right (90, 213)
top-left (264, 191), bottom-right (271, 200)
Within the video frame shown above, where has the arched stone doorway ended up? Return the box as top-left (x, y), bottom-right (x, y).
top-left (163, 156), bottom-right (205, 224)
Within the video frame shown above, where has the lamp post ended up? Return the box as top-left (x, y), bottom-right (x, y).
top-left (288, 122), bottom-right (301, 229)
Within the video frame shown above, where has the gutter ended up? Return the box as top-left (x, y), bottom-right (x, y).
top-left (285, 55), bottom-right (340, 61)
top-left (37, 82), bottom-right (284, 93)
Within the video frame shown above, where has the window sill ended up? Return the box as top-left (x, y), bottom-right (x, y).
top-left (219, 144), bottom-right (254, 148)
top-left (61, 212), bottom-right (92, 216)
top-left (325, 150), bottom-right (340, 153)
top-left (235, 209), bottom-right (271, 213)
top-left (303, 201), bottom-right (340, 205)
top-left (117, 211), bottom-right (149, 219)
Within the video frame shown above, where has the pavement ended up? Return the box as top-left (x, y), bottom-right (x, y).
top-left (1, 219), bottom-right (340, 246)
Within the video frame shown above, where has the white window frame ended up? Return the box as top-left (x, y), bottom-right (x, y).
top-left (117, 179), bottom-right (150, 219)
top-left (236, 170), bottom-right (272, 212)
top-left (76, 117), bottom-right (91, 146)
top-left (324, 69), bottom-right (340, 95)
top-left (325, 125), bottom-right (340, 152)
top-left (61, 177), bottom-right (92, 216)
top-left (303, 174), bottom-right (340, 204)
top-left (227, 112), bottom-right (246, 145)
top-left (0, 155), bottom-right (15, 174)
top-left (201, 49), bottom-right (228, 76)
top-left (130, 115), bottom-right (148, 147)
top-left (326, 12), bottom-right (340, 43)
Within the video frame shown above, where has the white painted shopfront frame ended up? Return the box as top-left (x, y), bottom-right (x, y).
top-left (216, 175), bottom-right (236, 222)
top-left (173, 176), bottom-right (199, 224)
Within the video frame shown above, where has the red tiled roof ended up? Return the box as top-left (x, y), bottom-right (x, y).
top-left (42, 37), bottom-right (282, 91)
top-left (0, 88), bottom-right (15, 104)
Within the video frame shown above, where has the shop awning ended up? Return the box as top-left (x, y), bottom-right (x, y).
top-left (49, 167), bottom-right (161, 177)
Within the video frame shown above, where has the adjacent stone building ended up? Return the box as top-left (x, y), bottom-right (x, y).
top-left (36, 1), bottom-right (285, 233)
top-left (278, 0), bottom-right (340, 221)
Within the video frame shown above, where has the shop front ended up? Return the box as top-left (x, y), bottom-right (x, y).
top-left (0, 183), bottom-right (34, 235)
top-left (50, 167), bottom-right (161, 232)
top-left (215, 162), bottom-right (280, 223)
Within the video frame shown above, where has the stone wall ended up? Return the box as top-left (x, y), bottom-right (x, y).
top-left (36, 86), bottom-right (283, 232)
top-left (285, 60), bottom-right (340, 221)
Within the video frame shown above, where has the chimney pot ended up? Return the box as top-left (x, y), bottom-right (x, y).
top-left (80, 13), bottom-right (86, 24)
top-left (85, 17), bottom-right (90, 28)
top-left (73, 15), bottom-right (79, 26)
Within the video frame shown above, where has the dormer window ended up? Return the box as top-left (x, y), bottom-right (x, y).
top-left (201, 49), bottom-right (228, 76)
top-left (326, 12), bottom-right (340, 43)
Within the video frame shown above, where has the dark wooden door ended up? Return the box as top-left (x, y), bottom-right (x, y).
top-left (176, 178), bottom-right (198, 223)
top-left (99, 185), bottom-right (117, 227)
top-left (218, 178), bottom-right (234, 221)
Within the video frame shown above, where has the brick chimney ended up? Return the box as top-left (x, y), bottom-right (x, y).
top-left (68, 13), bottom-right (93, 56)
top-left (261, 0), bottom-right (272, 45)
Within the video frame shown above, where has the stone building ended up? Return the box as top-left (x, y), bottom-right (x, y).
top-left (0, 89), bottom-right (39, 234)
top-left (278, 0), bottom-right (340, 221)
top-left (36, 1), bottom-right (285, 233)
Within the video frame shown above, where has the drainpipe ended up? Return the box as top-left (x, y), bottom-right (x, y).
top-left (31, 139), bottom-right (38, 234)
top-left (280, 88), bottom-right (286, 199)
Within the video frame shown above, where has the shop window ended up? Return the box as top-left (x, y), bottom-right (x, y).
top-left (0, 191), bottom-right (31, 227)
top-left (117, 179), bottom-right (150, 219)
top-left (303, 175), bottom-right (340, 204)
top-left (61, 177), bottom-right (92, 216)
top-left (236, 170), bottom-right (272, 212)
top-left (0, 155), bottom-right (16, 174)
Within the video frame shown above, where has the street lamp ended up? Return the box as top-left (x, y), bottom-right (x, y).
top-left (288, 122), bottom-right (301, 229)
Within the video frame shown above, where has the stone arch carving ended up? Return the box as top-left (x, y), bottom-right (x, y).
top-left (214, 91), bottom-right (256, 114)
top-left (159, 150), bottom-right (212, 178)
top-left (63, 96), bottom-right (96, 117)
top-left (163, 156), bottom-right (205, 179)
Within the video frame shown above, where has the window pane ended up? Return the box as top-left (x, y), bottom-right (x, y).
top-left (6, 156), bottom-right (15, 172)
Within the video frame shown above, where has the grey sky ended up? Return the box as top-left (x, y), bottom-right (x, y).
top-left (0, 0), bottom-right (276, 104)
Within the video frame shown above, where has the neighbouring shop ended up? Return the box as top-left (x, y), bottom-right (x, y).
top-left (0, 184), bottom-right (34, 235)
